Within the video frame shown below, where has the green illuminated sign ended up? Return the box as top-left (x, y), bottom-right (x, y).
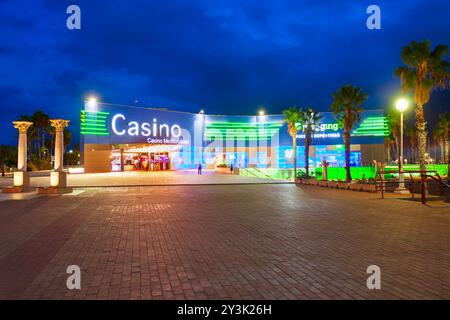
top-left (296, 122), bottom-right (339, 132)
top-left (80, 110), bottom-right (110, 135)
top-left (204, 121), bottom-right (284, 141)
top-left (351, 116), bottom-right (389, 137)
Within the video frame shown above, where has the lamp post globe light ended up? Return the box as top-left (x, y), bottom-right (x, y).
top-left (85, 96), bottom-right (98, 110)
top-left (394, 98), bottom-right (410, 194)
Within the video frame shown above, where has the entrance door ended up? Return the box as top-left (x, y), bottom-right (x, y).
top-left (149, 152), bottom-right (170, 171)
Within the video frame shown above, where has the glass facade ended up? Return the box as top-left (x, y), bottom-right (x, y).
top-left (80, 103), bottom-right (386, 173)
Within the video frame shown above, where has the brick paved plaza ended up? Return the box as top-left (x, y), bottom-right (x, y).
top-left (0, 175), bottom-right (449, 299)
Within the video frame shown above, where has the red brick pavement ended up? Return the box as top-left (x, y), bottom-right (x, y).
top-left (0, 185), bottom-right (449, 299)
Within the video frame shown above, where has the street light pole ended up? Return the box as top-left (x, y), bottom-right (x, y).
top-left (399, 111), bottom-right (405, 188)
top-left (395, 98), bottom-right (409, 194)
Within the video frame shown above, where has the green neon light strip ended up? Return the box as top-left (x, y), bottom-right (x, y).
top-left (206, 123), bottom-right (283, 128)
top-left (204, 138), bottom-right (267, 141)
top-left (81, 119), bottom-right (106, 123)
top-left (80, 121), bottom-right (107, 126)
top-left (81, 115), bottom-right (108, 120)
top-left (205, 133), bottom-right (278, 137)
top-left (81, 132), bottom-right (110, 136)
top-left (80, 128), bottom-right (108, 132)
top-left (81, 110), bottom-right (110, 115)
top-left (206, 121), bottom-right (283, 125)
top-left (205, 128), bottom-right (281, 132)
top-left (206, 129), bottom-right (282, 133)
top-left (206, 124), bottom-right (283, 127)
top-left (204, 135), bottom-right (279, 138)
top-left (80, 123), bottom-right (108, 128)
top-left (352, 116), bottom-right (389, 137)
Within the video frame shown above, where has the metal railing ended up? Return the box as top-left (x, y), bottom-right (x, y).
top-left (375, 169), bottom-right (449, 205)
top-left (252, 168), bottom-right (275, 180)
top-left (238, 167), bottom-right (275, 180)
top-left (239, 167), bottom-right (259, 179)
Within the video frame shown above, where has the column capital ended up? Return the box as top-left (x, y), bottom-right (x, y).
top-left (50, 119), bottom-right (70, 131)
top-left (13, 121), bottom-right (33, 134)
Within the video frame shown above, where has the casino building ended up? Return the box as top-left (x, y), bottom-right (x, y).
top-left (80, 102), bottom-right (387, 173)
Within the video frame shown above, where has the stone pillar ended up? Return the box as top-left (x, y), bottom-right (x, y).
top-left (13, 121), bottom-right (33, 188)
top-left (321, 159), bottom-right (330, 181)
top-left (14, 121), bottom-right (33, 172)
top-left (49, 119), bottom-right (70, 189)
top-left (3, 121), bottom-right (33, 192)
top-left (51, 119), bottom-right (69, 172)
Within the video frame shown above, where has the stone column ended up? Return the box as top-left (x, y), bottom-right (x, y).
top-left (49, 119), bottom-right (70, 188)
top-left (13, 121), bottom-right (33, 188)
top-left (13, 121), bottom-right (33, 171)
top-left (51, 119), bottom-right (69, 172)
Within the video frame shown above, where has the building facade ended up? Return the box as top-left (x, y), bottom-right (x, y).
top-left (80, 103), bottom-right (387, 173)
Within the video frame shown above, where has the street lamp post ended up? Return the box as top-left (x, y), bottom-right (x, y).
top-left (395, 98), bottom-right (410, 194)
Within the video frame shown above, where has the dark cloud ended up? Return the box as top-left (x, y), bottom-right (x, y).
top-left (0, 0), bottom-right (449, 146)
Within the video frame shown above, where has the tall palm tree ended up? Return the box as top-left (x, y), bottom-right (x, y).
top-left (395, 40), bottom-right (450, 172)
top-left (432, 125), bottom-right (444, 163)
top-left (406, 125), bottom-right (418, 163)
top-left (298, 107), bottom-right (322, 176)
top-left (63, 128), bottom-right (72, 151)
top-left (384, 136), bottom-right (394, 163)
top-left (330, 84), bottom-right (368, 182)
top-left (31, 110), bottom-right (50, 157)
top-left (437, 112), bottom-right (450, 164)
top-left (283, 106), bottom-right (301, 178)
top-left (386, 110), bottom-right (401, 166)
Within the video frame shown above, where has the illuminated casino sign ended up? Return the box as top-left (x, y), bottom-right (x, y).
top-left (80, 107), bottom-right (199, 145)
top-left (110, 114), bottom-right (182, 144)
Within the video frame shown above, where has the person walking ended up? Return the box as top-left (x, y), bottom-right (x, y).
top-left (230, 163), bottom-right (234, 174)
top-left (198, 163), bottom-right (202, 175)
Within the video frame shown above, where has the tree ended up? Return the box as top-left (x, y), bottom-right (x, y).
top-left (386, 110), bottom-right (401, 166)
top-left (330, 84), bottom-right (368, 182)
top-left (63, 128), bottom-right (72, 151)
top-left (384, 136), bottom-right (394, 163)
top-left (432, 125), bottom-right (444, 163)
top-left (0, 145), bottom-right (17, 176)
top-left (437, 112), bottom-right (450, 164)
top-left (406, 125), bottom-right (418, 163)
top-left (298, 107), bottom-right (322, 176)
top-left (31, 110), bottom-right (50, 158)
top-left (283, 106), bottom-right (301, 178)
top-left (395, 40), bottom-right (450, 172)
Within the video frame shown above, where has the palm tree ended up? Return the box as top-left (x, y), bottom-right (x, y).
top-left (330, 84), bottom-right (368, 182)
top-left (437, 112), bottom-right (450, 164)
top-left (31, 110), bottom-right (50, 157)
top-left (63, 128), bottom-right (72, 151)
top-left (386, 110), bottom-right (401, 166)
top-left (432, 125), bottom-right (444, 163)
top-left (395, 40), bottom-right (450, 172)
top-left (283, 106), bottom-right (301, 178)
top-left (298, 107), bottom-right (322, 176)
top-left (406, 126), bottom-right (418, 163)
top-left (0, 145), bottom-right (17, 176)
top-left (384, 136), bottom-right (394, 163)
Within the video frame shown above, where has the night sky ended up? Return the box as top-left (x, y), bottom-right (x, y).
top-left (1, 0), bottom-right (449, 146)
